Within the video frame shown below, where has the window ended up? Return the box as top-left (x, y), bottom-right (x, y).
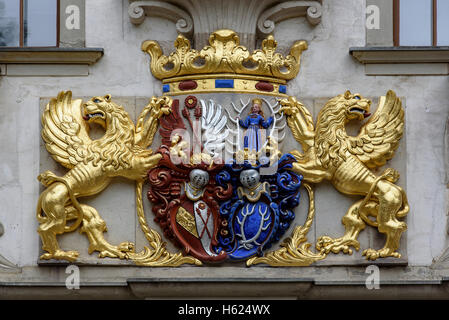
top-left (352, 0), bottom-right (449, 75)
top-left (394, 0), bottom-right (449, 46)
top-left (0, 0), bottom-right (59, 47)
top-left (0, 0), bottom-right (102, 76)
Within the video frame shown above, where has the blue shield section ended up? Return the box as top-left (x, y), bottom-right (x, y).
top-left (216, 154), bottom-right (303, 261)
top-left (229, 201), bottom-right (273, 260)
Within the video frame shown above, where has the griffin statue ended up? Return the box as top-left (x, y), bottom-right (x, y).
top-left (37, 91), bottom-right (171, 261)
top-left (279, 90), bottom-right (409, 260)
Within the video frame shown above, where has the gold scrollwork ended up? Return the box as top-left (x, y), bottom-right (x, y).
top-left (129, 181), bottom-right (202, 267)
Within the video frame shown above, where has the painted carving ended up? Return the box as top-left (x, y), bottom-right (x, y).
top-left (278, 90), bottom-right (409, 261)
top-left (147, 99), bottom-right (232, 262)
top-left (37, 91), bottom-right (199, 266)
top-left (238, 98), bottom-right (274, 152)
top-left (146, 95), bottom-right (310, 263)
top-left (217, 156), bottom-right (302, 260)
top-left (38, 29), bottom-right (408, 267)
top-left (142, 29), bottom-right (307, 81)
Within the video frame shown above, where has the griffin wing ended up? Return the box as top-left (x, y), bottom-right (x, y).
top-left (348, 90), bottom-right (404, 169)
top-left (159, 99), bottom-right (186, 146)
top-left (41, 91), bottom-right (92, 169)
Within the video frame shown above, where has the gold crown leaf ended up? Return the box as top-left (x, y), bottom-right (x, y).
top-left (142, 29), bottom-right (308, 81)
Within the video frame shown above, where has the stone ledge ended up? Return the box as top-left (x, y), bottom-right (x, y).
top-left (350, 46), bottom-right (449, 63)
top-left (0, 48), bottom-right (104, 65)
top-left (127, 279), bottom-right (313, 299)
top-left (1, 280), bottom-right (448, 299)
top-left (349, 47), bottom-right (449, 75)
top-left (0, 265), bottom-right (445, 298)
top-left (364, 63), bottom-right (449, 76)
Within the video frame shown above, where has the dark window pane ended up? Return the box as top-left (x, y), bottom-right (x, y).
top-left (437, 0), bottom-right (449, 45)
top-left (0, 0), bottom-right (20, 47)
top-left (400, 0), bottom-right (432, 46)
top-left (24, 0), bottom-right (57, 47)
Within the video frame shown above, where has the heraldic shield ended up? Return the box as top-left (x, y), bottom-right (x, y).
top-left (143, 29), bottom-right (322, 265)
top-left (36, 28), bottom-right (408, 267)
top-left (142, 29), bottom-right (408, 265)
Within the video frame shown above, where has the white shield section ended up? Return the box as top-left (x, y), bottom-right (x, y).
top-left (194, 200), bottom-right (217, 256)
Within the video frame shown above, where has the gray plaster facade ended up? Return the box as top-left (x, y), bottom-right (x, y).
top-left (0, 0), bottom-right (448, 299)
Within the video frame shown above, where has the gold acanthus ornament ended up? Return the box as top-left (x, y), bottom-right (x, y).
top-left (37, 91), bottom-right (200, 266)
top-left (142, 29), bottom-right (308, 81)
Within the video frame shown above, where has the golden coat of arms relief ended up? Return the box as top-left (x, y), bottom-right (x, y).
top-left (36, 29), bottom-right (408, 267)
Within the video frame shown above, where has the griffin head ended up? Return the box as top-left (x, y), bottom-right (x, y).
top-left (83, 94), bottom-right (113, 128)
top-left (343, 90), bottom-right (371, 121)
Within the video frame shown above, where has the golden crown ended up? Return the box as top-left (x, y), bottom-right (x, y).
top-left (142, 29), bottom-right (308, 96)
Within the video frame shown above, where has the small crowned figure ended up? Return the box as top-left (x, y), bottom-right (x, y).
top-left (238, 98), bottom-right (273, 152)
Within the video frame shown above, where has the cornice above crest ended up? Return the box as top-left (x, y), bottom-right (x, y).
top-left (129, 0), bottom-right (322, 49)
top-left (257, 1), bottom-right (322, 37)
top-left (128, 1), bottom-right (193, 37)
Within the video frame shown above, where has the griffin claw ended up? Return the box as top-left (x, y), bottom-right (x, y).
top-left (362, 248), bottom-right (401, 260)
top-left (97, 242), bottom-right (135, 259)
top-left (40, 250), bottom-right (80, 262)
top-left (316, 236), bottom-right (360, 255)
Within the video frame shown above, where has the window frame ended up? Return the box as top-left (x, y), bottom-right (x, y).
top-left (352, 0), bottom-right (449, 76)
top-left (393, 0), bottom-right (439, 47)
top-left (2, 0), bottom-right (61, 48)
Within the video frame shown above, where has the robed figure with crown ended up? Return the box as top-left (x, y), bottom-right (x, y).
top-left (238, 98), bottom-right (273, 152)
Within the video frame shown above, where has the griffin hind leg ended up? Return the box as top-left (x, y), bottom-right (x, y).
top-left (316, 200), bottom-right (369, 255)
top-left (37, 183), bottom-right (80, 262)
top-left (38, 219), bottom-right (79, 262)
top-left (362, 181), bottom-right (407, 260)
top-left (79, 204), bottom-right (135, 259)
